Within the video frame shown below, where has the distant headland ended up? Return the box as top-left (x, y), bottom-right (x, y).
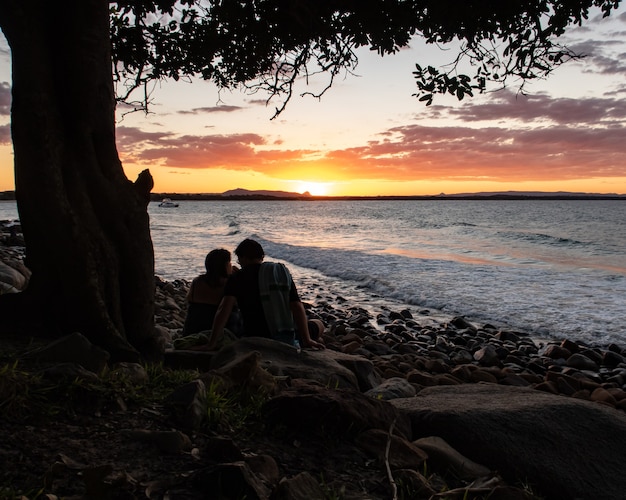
top-left (1, 189), bottom-right (624, 202)
top-left (150, 188), bottom-right (626, 201)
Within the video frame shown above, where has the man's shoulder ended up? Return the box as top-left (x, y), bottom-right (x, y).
top-left (238, 263), bottom-right (262, 277)
top-left (226, 265), bottom-right (259, 287)
top-left (261, 261), bottom-right (286, 269)
top-left (260, 261), bottom-right (291, 274)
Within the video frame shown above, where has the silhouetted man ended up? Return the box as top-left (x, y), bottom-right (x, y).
top-left (208, 238), bottom-right (324, 350)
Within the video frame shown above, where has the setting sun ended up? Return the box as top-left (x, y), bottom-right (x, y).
top-left (293, 182), bottom-right (332, 196)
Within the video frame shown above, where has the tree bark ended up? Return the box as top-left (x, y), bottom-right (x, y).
top-left (0, 0), bottom-right (157, 361)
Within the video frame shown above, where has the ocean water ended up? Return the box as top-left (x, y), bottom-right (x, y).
top-left (146, 199), bottom-right (626, 347)
top-left (2, 199), bottom-right (625, 347)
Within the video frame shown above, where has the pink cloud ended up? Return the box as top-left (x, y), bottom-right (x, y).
top-left (438, 89), bottom-right (626, 124)
top-left (116, 126), bottom-right (173, 144)
top-left (179, 105), bottom-right (243, 114)
top-left (344, 123), bottom-right (626, 181)
top-left (118, 127), bottom-right (269, 169)
top-left (117, 118), bottom-right (626, 182)
top-left (569, 40), bottom-right (626, 76)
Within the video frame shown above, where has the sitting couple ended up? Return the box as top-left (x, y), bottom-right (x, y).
top-left (181, 238), bottom-right (325, 351)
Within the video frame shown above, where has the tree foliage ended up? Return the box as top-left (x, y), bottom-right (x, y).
top-left (110, 0), bottom-right (621, 114)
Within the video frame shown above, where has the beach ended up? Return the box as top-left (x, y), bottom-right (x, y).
top-left (155, 273), bottom-right (626, 412)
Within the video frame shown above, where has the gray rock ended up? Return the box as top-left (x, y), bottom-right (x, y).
top-left (400, 309), bottom-right (413, 319)
top-left (560, 338), bottom-right (580, 354)
top-left (450, 316), bottom-right (476, 330)
top-left (110, 362), bottom-right (149, 384)
top-left (449, 349), bottom-right (474, 364)
top-left (543, 344), bottom-right (571, 360)
top-left (210, 337), bottom-right (369, 390)
top-left (273, 471), bottom-right (325, 500)
top-left (413, 436), bottom-right (490, 479)
top-left (245, 454), bottom-right (280, 485)
top-left (473, 345), bottom-right (500, 366)
top-left (391, 384), bottom-right (626, 500)
top-left (27, 332), bottom-right (109, 374)
top-left (566, 352), bottom-right (599, 371)
top-left (407, 370), bottom-right (437, 386)
top-left (163, 349), bottom-right (214, 372)
top-left (363, 341), bottom-right (395, 356)
top-left (40, 362), bottom-right (101, 383)
top-left (603, 350), bottom-right (626, 368)
top-left (495, 330), bottom-right (520, 343)
top-left (265, 381), bottom-right (412, 439)
top-left (0, 260), bottom-right (28, 293)
top-left (122, 429), bottom-right (192, 453)
top-left (365, 377), bottom-right (416, 400)
top-left (498, 372), bottom-right (531, 387)
top-left (324, 348), bottom-right (383, 391)
top-left (579, 348), bottom-right (603, 365)
top-left (209, 350), bottom-right (277, 394)
top-left (204, 437), bottom-right (244, 463)
top-left (192, 462), bottom-right (271, 500)
top-left (355, 428), bottom-right (428, 469)
top-left (165, 379), bottom-right (207, 430)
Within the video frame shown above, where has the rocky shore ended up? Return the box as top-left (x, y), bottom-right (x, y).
top-left (155, 274), bottom-right (626, 414)
top-left (3, 222), bottom-right (626, 499)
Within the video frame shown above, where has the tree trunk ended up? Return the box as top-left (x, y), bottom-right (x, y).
top-left (0, 0), bottom-right (157, 361)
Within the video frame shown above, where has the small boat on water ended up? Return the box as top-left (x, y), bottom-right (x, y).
top-left (158, 198), bottom-right (179, 207)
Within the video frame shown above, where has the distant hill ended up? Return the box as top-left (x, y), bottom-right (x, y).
top-left (445, 190), bottom-right (623, 198)
top-left (0, 191), bottom-right (16, 200)
top-left (222, 188), bottom-right (310, 198)
top-left (150, 188), bottom-right (312, 202)
top-left (139, 190), bottom-right (626, 203)
top-left (5, 189), bottom-right (625, 202)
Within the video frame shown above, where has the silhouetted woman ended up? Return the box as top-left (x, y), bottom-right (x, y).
top-left (182, 248), bottom-right (241, 336)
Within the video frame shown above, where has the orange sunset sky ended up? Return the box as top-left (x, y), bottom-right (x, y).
top-left (1, 7), bottom-right (626, 197)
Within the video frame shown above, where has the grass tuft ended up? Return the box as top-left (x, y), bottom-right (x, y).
top-left (0, 360), bottom-right (200, 421)
top-left (203, 378), bottom-right (271, 433)
top-left (0, 361), bottom-right (47, 420)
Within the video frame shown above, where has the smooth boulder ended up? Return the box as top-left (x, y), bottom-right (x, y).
top-left (210, 337), bottom-right (377, 390)
top-left (0, 260), bottom-right (27, 293)
top-left (391, 384), bottom-right (626, 500)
